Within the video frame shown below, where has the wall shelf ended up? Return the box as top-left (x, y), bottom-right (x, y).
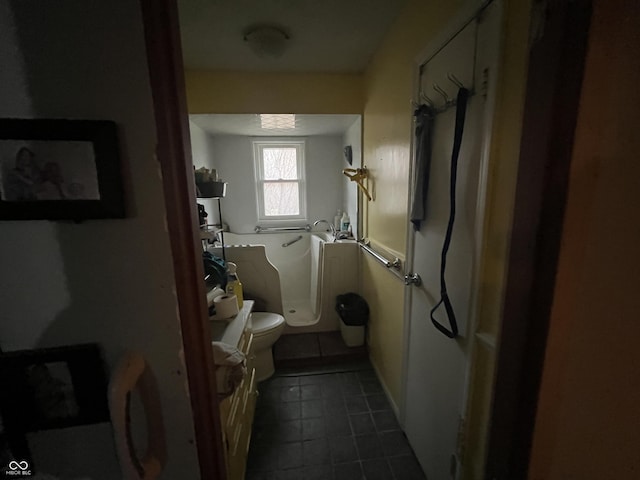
top-left (199, 227), bottom-right (222, 242)
top-left (196, 187), bottom-right (227, 260)
top-left (196, 181), bottom-right (227, 199)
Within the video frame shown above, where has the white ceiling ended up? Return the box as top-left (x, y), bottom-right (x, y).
top-left (178, 0), bottom-right (407, 72)
top-left (190, 114), bottom-right (361, 136)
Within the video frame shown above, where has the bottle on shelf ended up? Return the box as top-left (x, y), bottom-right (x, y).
top-left (225, 262), bottom-right (244, 309)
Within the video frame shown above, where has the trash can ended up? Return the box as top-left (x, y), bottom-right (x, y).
top-left (335, 293), bottom-right (369, 347)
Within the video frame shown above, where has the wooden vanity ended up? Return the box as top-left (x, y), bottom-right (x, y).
top-left (209, 298), bottom-right (257, 480)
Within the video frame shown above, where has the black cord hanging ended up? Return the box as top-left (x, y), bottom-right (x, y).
top-left (429, 87), bottom-right (469, 339)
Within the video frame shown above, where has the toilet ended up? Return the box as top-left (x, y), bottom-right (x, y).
top-left (249, 312), bottom-right (285, 381)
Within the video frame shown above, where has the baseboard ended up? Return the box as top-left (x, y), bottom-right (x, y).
top-left (369, 357), bottom-right (401, 420)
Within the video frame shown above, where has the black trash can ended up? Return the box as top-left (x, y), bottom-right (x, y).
top-left (335, 293), bottom-right (369, 347)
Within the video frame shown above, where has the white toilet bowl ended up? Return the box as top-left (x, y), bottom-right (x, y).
top-left (249, 312), bottom-right (285, 381)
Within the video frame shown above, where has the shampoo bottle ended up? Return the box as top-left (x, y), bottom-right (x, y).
top-left (334, 209), bottom-right (342, 231)
top-left (341, 212), bottom-right (350, 232)
top-left (225, 262), bottom-right (244, 309)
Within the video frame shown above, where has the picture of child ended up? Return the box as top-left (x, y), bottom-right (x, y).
top-left (0, 141), bottom-right (100, 202)
top-left (1, 147), bottom-right (40, 201)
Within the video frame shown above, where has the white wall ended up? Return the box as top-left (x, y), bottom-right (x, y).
top-left (189, 121), bottom-right (219, 226)
top-left (211, 135), bottom-right (345, 233)
top-left (0, 1), bottom-right (199, 478)
top-left (342, 117), bottom-right (362, 238)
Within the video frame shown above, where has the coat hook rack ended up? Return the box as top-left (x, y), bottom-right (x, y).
top-left (414, 74), bottom-right (473, 116)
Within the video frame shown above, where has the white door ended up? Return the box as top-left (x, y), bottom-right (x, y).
top-left (402, 3), bottom-right (502, 479)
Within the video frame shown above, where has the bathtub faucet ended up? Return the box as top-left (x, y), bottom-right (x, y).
top-left (313, 219), bottom-right (336, 240)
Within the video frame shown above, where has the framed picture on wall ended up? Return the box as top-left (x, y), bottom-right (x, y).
top-left (0, 118), bottom-right (125, 220)
top-left (0, 343), bottom-right (110, 433)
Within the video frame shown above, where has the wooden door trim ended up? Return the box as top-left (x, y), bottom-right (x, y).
top-left (484, 1), bottom-right (592, 478)
top-left (138, 1), bottom-right (226, 478)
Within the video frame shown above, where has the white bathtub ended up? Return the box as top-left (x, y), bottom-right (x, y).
top-left (212, 232), bottom-right (358, 333)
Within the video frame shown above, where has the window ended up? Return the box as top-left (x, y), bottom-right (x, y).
top-left (253, 140), bottom-right (306, 221)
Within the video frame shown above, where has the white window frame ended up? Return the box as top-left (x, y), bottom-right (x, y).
top-left (253, 140), bottom-right (307, 223)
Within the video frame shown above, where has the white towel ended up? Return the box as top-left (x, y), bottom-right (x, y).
top-left (212, 341), bottom-right (246, 398)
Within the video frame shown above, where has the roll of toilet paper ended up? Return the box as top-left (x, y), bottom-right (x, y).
top-left (206, 287), bottom-right (226, 307)
top-left (212, 294), bottom-right (239, 320)
top-left (210, 287), bottom-right (225, 298)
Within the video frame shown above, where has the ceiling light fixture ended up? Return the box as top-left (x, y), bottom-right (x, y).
top-left (244, 26), bottom-right (290, 58)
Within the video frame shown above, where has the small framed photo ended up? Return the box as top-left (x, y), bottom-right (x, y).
top-left (0, 344), bottom-right (110, 432)
top-left (0, 119), bottom-right (125, 220)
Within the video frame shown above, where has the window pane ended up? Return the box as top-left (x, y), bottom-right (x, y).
top-left (263, 182), bottom-right (300, 216)
top-left (263, 148), bottom-right (298, 180)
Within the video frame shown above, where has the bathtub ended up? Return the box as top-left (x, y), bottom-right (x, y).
top-left (211, 232), bottom-right (358, 333)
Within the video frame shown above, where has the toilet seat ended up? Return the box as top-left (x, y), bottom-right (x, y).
top-left (251, 312), bottom-right (285, 335)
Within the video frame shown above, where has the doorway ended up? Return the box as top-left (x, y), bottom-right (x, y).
top-left (139, 0), bottom-right (596, 478)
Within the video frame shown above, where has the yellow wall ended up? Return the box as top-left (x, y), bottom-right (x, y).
top-left (185, 70), bottom-right (362, 114)
top-left (363, 0), bottom-right (462, 252)
top-left (361, 0), bottom-right (532, 408)
top-left (361, 0), bottom-right (464, 408)
top-left (360, 253), bottom-right (405, 407)
top-left (529, 1), bottom-right (640, 478)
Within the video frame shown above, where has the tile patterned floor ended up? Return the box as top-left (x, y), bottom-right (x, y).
top-left (273, 332), bottom-right (368, 369)
top-left (246, 365), bottom-right (426, 480)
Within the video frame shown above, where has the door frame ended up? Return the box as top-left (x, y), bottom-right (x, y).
top-left (136, 0), bottom-right (592, 478)
top-left (484, 1), bottom-right (592, 478)
top-left (138, 1), bottom-right (226, 478)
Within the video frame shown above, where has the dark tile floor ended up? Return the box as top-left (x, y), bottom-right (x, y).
top-left (273, 332), bottom-right (368, 368)
top-left (246, 364), bottom-right (426, 480)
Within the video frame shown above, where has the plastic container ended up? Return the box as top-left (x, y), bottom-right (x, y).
top-left (340, 322), bottom-right (365, 347)
top-left (335, 293), bottom-right (369, 347)
top-left (340, 212), bottom-right (350, 232)
top-left (225, 262), bottom-right (244, 309)
top-left (334, 209), bottom-right (342, 232)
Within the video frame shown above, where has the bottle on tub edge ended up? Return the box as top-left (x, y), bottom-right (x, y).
top-left (340, 211), bottom-right (350, 232)
top-left (334, 209), bottom-right (342, 232)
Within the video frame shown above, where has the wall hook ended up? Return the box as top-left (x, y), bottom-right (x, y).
top-left (447, 72), bottom-right (465, 89)
top-left (420, 92), bottom-right (435, 108)
top-left (343, 167), bottom-right (372, 201)
top-left (433, 83), bottom-right (452, 105)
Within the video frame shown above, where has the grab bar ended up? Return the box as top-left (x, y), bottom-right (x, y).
top-left (360, 242), bottom-right (405, 282)
top-left (255, 224), bottom-right (312, 233)
top-left (360, 241), bottom-right (402, 270)
top-left (282, 235), bottom-right (303, 248)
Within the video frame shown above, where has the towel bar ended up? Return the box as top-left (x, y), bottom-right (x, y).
top-left (255, 224), bottom-right (311, 233)
top-left (359, 241), bottom-right (404, 281)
